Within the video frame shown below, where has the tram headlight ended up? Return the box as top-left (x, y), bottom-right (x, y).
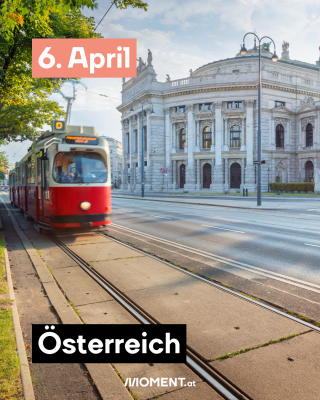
top-left (80, 201), bottom-right (91, 211)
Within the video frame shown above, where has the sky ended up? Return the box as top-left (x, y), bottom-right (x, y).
top-left (3, 0), bottom-right (320, 164)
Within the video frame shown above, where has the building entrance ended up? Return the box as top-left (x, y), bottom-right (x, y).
top-left (230, 162), bottom-right (241, 188)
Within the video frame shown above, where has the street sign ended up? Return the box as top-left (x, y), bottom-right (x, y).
top-left (254, 160), bottom-right (266, 165)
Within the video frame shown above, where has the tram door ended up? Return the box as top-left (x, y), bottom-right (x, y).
top-left (37, 156), bottom-right (43, 221)
top-left (37, 157), bottom-right (49, 222)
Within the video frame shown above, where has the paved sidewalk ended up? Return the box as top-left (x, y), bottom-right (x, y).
top-left (113, 192), bottom-right (320, 211)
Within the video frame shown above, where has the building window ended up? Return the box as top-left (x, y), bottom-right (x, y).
top-left (230, 125), bottom-right (241, 147)
top-left (200, 103), bottom-right (212, 110)
top-left (176, 106), bottom-right (185, 113)
top-left (232, 69), bottom-right (240, 73)
top-left (275, 101), bottom-right (285, 107)
top-left (203, 127), bottom-right (212, 148)
top-left (276, 124), bottom-right (284, 147)
top-left (305, 161), bottom-right (314, 182)
top-left (179, 128), bottom-right (186, 149)
top-left (227, 101), bottom-right (242, 109)
top-left (306, 123), bottom-right (313, 147)
top-left (144, 161), bottom-right (147, 166)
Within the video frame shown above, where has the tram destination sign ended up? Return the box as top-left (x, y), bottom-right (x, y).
top-left (65, 136), bottom-right (99, 145)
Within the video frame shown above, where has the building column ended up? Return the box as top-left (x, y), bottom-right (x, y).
top-left (286, 119), bottom-right (291, 151)
top-left (121, 120), bottom-right (127, 189)
top-left (241, 158), bottom-right (245, 189)
top-left (210, 158), bottom-right (215, 189)
top-left (172, 122), bottom-right (176, 152)
top-left (185, 104), bottom-right (196, 189)
top-left (245, 100), bottom-right (255, 191)
top-left (145, 109), bottom-right (152, 190)
top-left (240, 117), bottom-right (246, 151)
top-left (165, 108), bottom-right (171, 168)
top-left (210, 119), bottom-right (215, 151)
top-left (196, 159), bottom-right (201, 190)
top-left (212, 102), bottom-right (223, 191)
top-left (129, 117), bottom-right (133, 169)
top-left (173, 160), bottom-right (177, 189)
top-left (224, 118), bottom-right (228, 146)
top-left (195, 121), bottom-right (200, 151)
top-left (224, 158), bottom-right (229, 190)
top-left (135, 113), bottom-right (141, 187)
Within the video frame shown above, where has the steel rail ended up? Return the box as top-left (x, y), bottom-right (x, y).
top-left (101, 228), bottom-right (320, 334)
top-left (47, 233), bottom-right (252, 400)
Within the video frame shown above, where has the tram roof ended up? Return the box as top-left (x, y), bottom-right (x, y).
top-left (15, 125), bottom-right (108, 165)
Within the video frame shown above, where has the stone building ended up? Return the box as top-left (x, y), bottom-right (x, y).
top-left (101, 137), bottom-right (122, 188)
top-left (117, 43), bottom-right (320, 192)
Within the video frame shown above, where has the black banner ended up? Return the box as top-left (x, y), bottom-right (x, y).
top-left (32, 324), bottom-right (186, 363)
top-left (65, 136), bottom-right (98, 145)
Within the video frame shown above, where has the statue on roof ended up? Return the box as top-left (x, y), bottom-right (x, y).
top-left (261, 42), bottom-right (271, 51)
top-left (137, 57), bottom-right (146, 73)
top-left (147, 49), bottom-right (153, 65)
top-left (282, 41), bottom-right (289, 52)
top-left (166, 74), bottom-right (171, 82)
top-left (189, 69), bottom-right (193, 77)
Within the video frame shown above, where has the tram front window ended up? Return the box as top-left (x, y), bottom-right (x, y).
top-left (53, 152), bottom-right (108, 183)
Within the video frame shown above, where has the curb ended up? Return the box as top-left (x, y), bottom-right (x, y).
top-left (112, 195), bottom-right (278, 211)
top-left (0, 196), bottom-right (132, 400)
top-left (4, 246), bottom-right (35, 400)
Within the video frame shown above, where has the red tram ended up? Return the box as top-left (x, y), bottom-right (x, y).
top-left (9, 124), bottom-right (111, 233)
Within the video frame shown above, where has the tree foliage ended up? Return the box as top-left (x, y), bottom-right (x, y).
top-left (0, 0), bottom-right (148, 142)
top-left (0, 147), bottom-right (9, 174)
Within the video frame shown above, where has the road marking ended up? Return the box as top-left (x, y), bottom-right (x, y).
top-left (307, 209), bottom-right (320, 211)
top-left (305, 243), bottom-right (320, 248)
top-left (115, 209), bottom-right (133, 212)
top-left (150, 215), bottom-right (172, 220)
top-left (202, 224), bottom-right (245, 233)
top-left (109, 223), bottom-right (320, 294)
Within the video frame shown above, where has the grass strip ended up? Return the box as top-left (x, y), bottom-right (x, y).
top-left (211, 333), bottom-right (300, 361)
top-left (0, 233), bottom-right (24, 399)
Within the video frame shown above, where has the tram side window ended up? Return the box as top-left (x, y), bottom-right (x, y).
top-left (22, 164), bottom-right (25, 185)
top-left (27, 155), bottom-right (35, 184)
top-left (53, 152), bottom-right (108, 184)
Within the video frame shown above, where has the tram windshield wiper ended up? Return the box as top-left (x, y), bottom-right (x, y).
top-left (87, 172), bottom-right (108, 184)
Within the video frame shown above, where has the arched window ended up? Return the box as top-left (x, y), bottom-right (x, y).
top-left (230, 125), bottom-right (241, 148)
top-left (305, 161), bottom-right (314, 182)
top-left (276, 124), bottom-right (284, 147)
top-left (179, 128), bottom-right (186, 149)
top-left (306, 123), bottom-right (313, 147)
top-left (203, 127), bottom-right (212, 149)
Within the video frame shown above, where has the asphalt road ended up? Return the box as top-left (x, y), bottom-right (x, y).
top-left (111, 197), bottom-right (320, 286)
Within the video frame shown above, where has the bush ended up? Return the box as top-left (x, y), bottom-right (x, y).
top-left (269, 182), bottom-right (315, 193)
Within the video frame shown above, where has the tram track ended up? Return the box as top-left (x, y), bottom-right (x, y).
top-left (47, 232), bottom-right (252, 400)
top-left (101, 227), bottom-right (320, 334)
top-left (107, 223), bottom-right (320, 295)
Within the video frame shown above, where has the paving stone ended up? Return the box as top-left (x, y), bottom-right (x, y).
top-left (211, 331), bottom-right (320, 400)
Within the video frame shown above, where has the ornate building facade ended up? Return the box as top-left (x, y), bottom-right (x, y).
top-left (117, 43), bottom-right (320, 192)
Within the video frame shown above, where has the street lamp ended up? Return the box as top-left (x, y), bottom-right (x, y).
top-left (130, 99), bottom-right (155, 197)
top-left (241, 33), bottom-right (278, 206)
top-left (267, 167), bottom-right (270, 192)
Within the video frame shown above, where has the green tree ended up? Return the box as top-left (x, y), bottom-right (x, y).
top-left (0, 0), bottom-right (148, 142)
